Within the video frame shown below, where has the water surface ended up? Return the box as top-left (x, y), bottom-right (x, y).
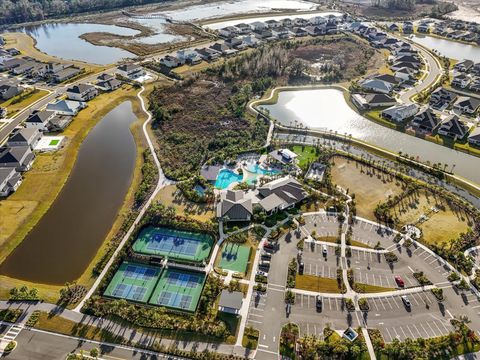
top-left (0, 102), bottom-right (137, 284)
top-left (261, 88), bottom-right (480, 184)
top-left (411, 34), bottom-right (480, 62)
top-left (21, 23), bottom-right (138, 64)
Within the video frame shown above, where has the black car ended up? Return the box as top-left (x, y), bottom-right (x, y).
top-left (316, 295), bottom-right (323, 311)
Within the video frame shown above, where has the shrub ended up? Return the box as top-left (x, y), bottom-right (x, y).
top-left (345, 298), bottom-right (355, 311)
top-left (285, 290), bottom-right (295, 304)
top-left (9, 286), bottom-right (39, 301)
top-left (358, 298), bottom-right (369, 311)
top-left (385, 252), bottom-right (398, 263)
top-left (4, 341), bottom-right (15, 352)
top-left (431, 288), bottom-right (444, 301)
top-left (0, 309), bottom-right (23, 323)
top-left (447, 272), bottom-right (460, 282)
top-left (26, 311), bottom-right (41, 327)
top-left (413, 271), bottom-right (432, 286)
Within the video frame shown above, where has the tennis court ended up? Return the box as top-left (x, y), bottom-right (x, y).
top-left (148, 268), bottom-right (206, 312)
top-left (132, 226), bottom-right (213, 263)
top-left (218, 243), bottom-right (251, 273)
top-left (104, 262), bottom-right (161, 303)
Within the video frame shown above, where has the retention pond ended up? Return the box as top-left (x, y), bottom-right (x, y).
top-left (0, 102), bottom-right (137, 284)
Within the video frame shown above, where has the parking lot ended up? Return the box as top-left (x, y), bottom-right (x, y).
top-left (351, 219), bottom-right (396, 249)
top-left (246, 291), bottom-right (267, 328)
top-left (302, 213), bottom-right (341, 238)
top-left (302, 243), bottom-right (339, 278)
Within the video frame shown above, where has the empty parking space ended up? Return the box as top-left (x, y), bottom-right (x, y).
top-left (351, 220), bottom-right (396, 249)
top-left (376, 316), bottom-right (453, 343)
top-left (247, 292), bottom-right (267, 326)
top-left (302, 214), bottom-right (340, 236)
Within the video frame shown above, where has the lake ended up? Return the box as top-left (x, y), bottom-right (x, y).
top-left (410, 34), bottom-right (480, 62)
top-left (261, 88), bottom-right (480, 184)
top-left (21, 23), bottom-right (138, 65)
top-left (0, 102), bottom-right (137, 284)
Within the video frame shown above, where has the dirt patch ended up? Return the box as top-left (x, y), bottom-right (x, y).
top-left (330, 156), bottom-right (405, 220)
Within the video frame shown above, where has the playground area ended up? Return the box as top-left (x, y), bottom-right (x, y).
top-left (132, 226), bottom-right (213, 263)
top-left (218, 243), bottom-right (251, 273)
top-left (148, 268), bottom-right (206, 312)
top-left (104, 262), bottom-right (161, 303)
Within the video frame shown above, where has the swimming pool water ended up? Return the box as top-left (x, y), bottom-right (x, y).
top-left (246, 163), bottom-right (281, 176)
top-left (215, 169), bottom-right (243, 189)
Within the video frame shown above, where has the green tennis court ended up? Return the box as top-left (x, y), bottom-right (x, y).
top-left (148, 268), bottom-right (206, 312)
top-left (218, 243), bottom-right (251, 273)
top-left (104, 262), bottom-right (161, 303)
top-left (49, 139), bottom-right (60, 146)
top-left (132, 226), bottom-right (213, 263)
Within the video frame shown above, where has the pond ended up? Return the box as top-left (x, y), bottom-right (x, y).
top-left (0, 102), bottom-right (137, 284)
top-left (261, 88), bottom-right (480, 184)
top-left (410, 34), bottom-right (480, 62)
top-left (20, 23), bottom-right (139, 65)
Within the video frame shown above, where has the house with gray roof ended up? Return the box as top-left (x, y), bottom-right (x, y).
top-left (25, 110), bottom-right (57, 132)
top-left (257, 176), bottom-right (308, 214)
top-left (53, 66), bottom-right (82, 83)
top-left (438, 115), bottom-right (470, 140)
top-left (46, 99), bottom-right (86, 116)
top-left (351, 93), bottom-right (397, 110)
top-left (453, 96), bottom-right (480, 114)
top-left (217, 190), bottom-right (253, 222)
top-left (218, 290), bottom-right (243, 315)
top-left (410, 108), bottom-right (441, 133)
top-left (0, 167), bottom-right (22, 197)
top-left (0, 146), bottom-right (35, 172)
top-left (0, 83), bottom-right (23, 101)
top-left (381, 103), bottom-right (418, 123)
top-left (66, 84), bottom-right (98, 102)
top-left (468, 127), bottom-right (480, 147)
top-left (200, 165), bottom-right (222, 182)
top-left (7, 128), bottom-right (41, 150)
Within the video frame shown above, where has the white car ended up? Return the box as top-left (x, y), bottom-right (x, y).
top-left (256, 270), bottom-right (268, 277)
top-left (401, 295), bottom-right (411, 308)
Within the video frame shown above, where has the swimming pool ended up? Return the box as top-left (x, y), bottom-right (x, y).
top-left (246, 163), bottom-right (281, 176)
top-left (215, 169), bottom-right (243, 189)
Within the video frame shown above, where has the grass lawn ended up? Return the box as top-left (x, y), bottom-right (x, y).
top-left (314, 236), bottom-right (339, 244)
top-left (389, 189), bottom-right (471, 246)
top-left (154, 184), bottom-right (214, 223)
top-left (296, 274), bottom-right (341, 293)
top-left (330, 156), bottom-right (404, 220)
top-left (290, 145), bottom-right (319, 170)
top-left (0, 89), bottom-right (49, 117)
top-left (216, 312), bottom-right (240, 345)
top-left (0, 85), bottom-right (150, 304)
top-left (33, 311), bottom-right (124, 343)
top-left (242, 328), bottom-right (259, 349)
top-left (354, 283), bottom-right (395, 293)
top-left (218, 243), bottom-right (251, 273)
top-left (349, 240), bottom-right (372, 249)
top-left (49, 139), bottom-right (60, 146)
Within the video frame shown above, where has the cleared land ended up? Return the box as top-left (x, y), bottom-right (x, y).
top-left (330, 157), bottom-right (404, 220)
top-left (154, 184), bottom-right (214, 222)
top-left (389, 189), bottom-right (471, 246)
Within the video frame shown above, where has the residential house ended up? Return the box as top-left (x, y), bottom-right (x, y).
top-left (454, 59), bottom-right (474, 72)
top-left (265, 19), bottom-right (281, 28)
top-left (195, 47), bottom-right (221, 62)
top-left (257, 176), bottom-right (308, 214)
top-left (11, 60), bottom-right (37, 75)
top-left (200, 165), bottom-right (222, 183)
top-left (0, 146), bottom-right (35, 172)
top-left (351, 93), bottom-right (397, 110)
top-left (451, 73), bottom-right (472, 88)
top-left (7, 128), bottom-right (41, 150)
top-left (272, 27), bottom-right (290, 39)
top-left (176, 49), bottom-right (202, 65)
top-left (25, 110), bottom-right (57, 132)
top-left (235, 23), bottom-right (252, 35)
top-left (417, 23), bottom-right (430, 33)
top-left (218, 26), bottom-right (239, 38)
top-left (250, 21), bottom-right (267, 31)
top-left (409, 108), bottom-right (441, 133)
top-left (388, 23), bottom-right (399, 32)
top-left (360, 74), bottom-right (398, 94)
top-left (293, 18), bottom-right (309, 27)
top-left (96, 78), bottom-right (122, 92)
top-left (403, 21), bottom-right (414, 33)
top-left (390, 61), bottom-right (419, 72)
top-left (0, 58), bottom-right (26, 71)
top-left (305, 25), bottom-right (326, 36)
top-left (280, 18), bottom-right (293, 27)
top-left (453, 96), bottom-right (480, 114)
top-left (463, 32), bottom-right (477, 42)
top-left (438, 115), bottom-right (470, 140)
top-left (66, 84), bottom-right (98, 102)
top-left (430, 87), bottom-right (457, 109)
top-left (97, 73), bottom-right (114, 82)
top-left (395, 67), bottom-right (417, 82)
top-left (53, 66), bottom-right (82, 82)
top-left (6, 48), bottom-right (20, 56)
top-left (381, 38), bottom-right (400, 49)
top-left (468, 127), bottom-right (480, 147)
top-left (117, 64), bottom-right (145, 80)
top-left (210, 43), bottom-right (237, 57)
top-left (218, 290), bottom-right (243, 315)
top-left (224, 37), bottom-right (247, 50)
top-left (0, 107), bottom-right (6, 118)
top-left (217, 190), bottom-right (253, 222)
top-left (159, 55), bottom-right (182, 68)
top-left (46, 100), bottom-right (86, 116)
top-left (289, 27), bottom-right (308, 37)
top-left (310, 16), bottom-right (327, 26)
top-left (0, 84), bottom-right (22, 100)
top-left (470, 77), bottom-right (480, 92)
top-left (254, 29), bottom-right (274, 40)
top-left (381, 103), bottom-right (418, 122)
top-left (0, 168), bottom-right (22, 197)
top-left (241, 35), bottom-right (261, 48)
top-left (325, 22), bottom-right (338, 34)
top-left (0, 36), bottom-right (4, 47)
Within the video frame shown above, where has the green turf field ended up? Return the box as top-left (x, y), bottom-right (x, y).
top-left (148, 268), bottom-right (206, 312)
top-left (218, 243), bottom-right (251, 273)
top-left (103, 262), bottom-right (161, 303)
top-left (132, 226), bottom-right (213, 263)
top-left (49, 139), bottom-right (60, 146)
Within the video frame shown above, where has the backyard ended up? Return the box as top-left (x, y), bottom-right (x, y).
top-left (330, 157), bottom-right (404, 220)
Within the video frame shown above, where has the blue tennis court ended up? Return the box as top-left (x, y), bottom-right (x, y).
top-left (156, 291), bottom-right (193, 310)
top-left (147, 233), bottom-right (200, 256)
top-left (111, 284), bottom-right (148, 302)
top-left (166, 271), bottom-right (201, 288)
top-left (124, 264), bottom-right (158, 280)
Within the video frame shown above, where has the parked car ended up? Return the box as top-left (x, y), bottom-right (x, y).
top-left (259, 261), bottom-right (270, 270)
top-left (298, 261), bottom-right (304, 275)
top-left (394, 275), bottom-right (405, 287)
top-left (264, 241), bottom-right (276, 250)
top-left (401, 295), bottom-right (411, 308)
top-left (261, 251), bottom-right (272, 259)
top-left (322, 244), bottom-right (328, 256)
top-left (316, 295), bottom-right (323, 311)
top-left (256, 270), bottom-right (268, 277)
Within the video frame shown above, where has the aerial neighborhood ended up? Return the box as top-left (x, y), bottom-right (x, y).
top-left (3, 1), bottom-right (480, 360)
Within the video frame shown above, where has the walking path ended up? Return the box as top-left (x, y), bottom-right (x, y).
top-left (74, 86), bottom-right (172, 312)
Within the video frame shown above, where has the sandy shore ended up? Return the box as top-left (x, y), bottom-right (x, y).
top-left (446, 2), bottom-right (480, 22)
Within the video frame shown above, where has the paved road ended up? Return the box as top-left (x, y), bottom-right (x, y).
top-left (2, 328), bottom-right (178, 360)
top-left (398, 38), bottom-right (443, 103)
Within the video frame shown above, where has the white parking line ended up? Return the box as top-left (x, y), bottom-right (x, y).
top-left (390, 296), bottom-right (400, 309)
top-left (406, 324), bottom-right (416, 338)
top-left (426, 322), bottom-right (438, 337)
top-left (399, 326), bottom-right (408, 339)
top-left (393, 327), bottom-right (400, 340)
top-left (384, 297), bottom-right (394, 310)
top-left (420, 322), bottom-right (429, 337)
top-left (432, 321), bottom-right (443, 335)
top-left (385, 327), bottom-right (393, 342)
top-left (439, 321), bottom-right (450, 334)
